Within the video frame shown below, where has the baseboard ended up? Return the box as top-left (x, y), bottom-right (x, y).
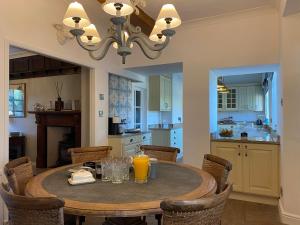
top-left (279, 199), bottom-right (300, 225)
top-left (230, 191), bottom-right (279, 206)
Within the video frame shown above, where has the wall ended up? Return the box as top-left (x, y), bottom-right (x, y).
top-left (279, 11), bottom-right (300, 224)
top-left (124, 7), bottom-right (280, 167)
top-left (9, 74), bottom-right (81, 166)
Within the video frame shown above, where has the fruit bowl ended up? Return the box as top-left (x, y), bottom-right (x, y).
top-left (219, 129), bottom-right (233, 137)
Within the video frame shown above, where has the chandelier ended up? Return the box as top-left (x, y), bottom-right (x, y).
top-left (62, 1), bottom-right (181, 64)
top-left (217, 77), bottom-right (229, 93)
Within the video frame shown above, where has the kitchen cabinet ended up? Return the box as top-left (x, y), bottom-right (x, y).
top-left (108, 133), bottom-right (152, 157)
top-left (219, 85), bottom-right (264, 112)
top-left (149, 75), bottom-right (172, 111)
top-left (151, 128), bottom-right (183, 159)
top-left (211, 141), bottom-right (279, 197)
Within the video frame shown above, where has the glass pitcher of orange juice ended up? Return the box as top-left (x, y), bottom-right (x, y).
top-left (133, 155), bottom-right (150, 184)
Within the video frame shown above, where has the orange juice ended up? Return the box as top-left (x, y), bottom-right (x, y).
top-left (133, 155), bottom-right (149, 183)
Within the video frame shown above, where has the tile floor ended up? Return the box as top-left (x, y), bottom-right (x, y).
top-left (84, 199), bottom-right (285, 225)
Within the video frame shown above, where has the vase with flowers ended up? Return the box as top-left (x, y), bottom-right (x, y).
top-left (55, 81), bottom-right (64, 111)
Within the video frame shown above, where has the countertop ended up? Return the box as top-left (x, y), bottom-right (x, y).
top-left (108, 131), bottom-right (151, 138)
top-left (211, 133), bottom-right (280, 145)
top-left (148, 123), bottom-right (183, 130)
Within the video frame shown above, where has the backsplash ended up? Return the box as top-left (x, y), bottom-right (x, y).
top-left (109, 74), bottom-right (132, 128)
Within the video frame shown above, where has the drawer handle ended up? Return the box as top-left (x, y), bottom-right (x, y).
top-left (245, 145), bottom-right (248, 149)
top-left (143, 136), bottom-right (146, 139)
top-left (130, 139), bottom-right (133, 143)
top-left (238, 152), bottom-right (241, 156)
top-left (245, 153), bottom-right (248, 157)
top-left (238, 145), bottom-right (241, 148)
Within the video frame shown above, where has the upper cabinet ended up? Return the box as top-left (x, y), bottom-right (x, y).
top-left (149, 76), bottom-right (172, 111)
top-left (219, 85), bottom-right (264, 112)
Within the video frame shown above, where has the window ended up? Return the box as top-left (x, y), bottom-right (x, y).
top-left (218, 92), bottom-right (223, 109)
top-left (134, 90), bottom-right (142, 129)
top-left (9, 84), bottom-right (26, 118)
top-left (226, 88), bottom-right (237, 109)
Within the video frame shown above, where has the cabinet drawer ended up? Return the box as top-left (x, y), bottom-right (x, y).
top-left (122, 136), bottom-right (141, 145)
top-left (141, 133), bottom-right (152, 142)
top-left (123, 143), bottom-right (139, 156)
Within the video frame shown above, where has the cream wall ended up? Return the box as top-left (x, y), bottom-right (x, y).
top-left (124, 7), bottom-right (280, 167)
top-left (9, 74), bottom-right (82, 166)
top-left (279, 12), bottom-right (300, 224)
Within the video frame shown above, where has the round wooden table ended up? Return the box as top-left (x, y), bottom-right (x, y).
top-left (26, 161), bottom-right (216, 224)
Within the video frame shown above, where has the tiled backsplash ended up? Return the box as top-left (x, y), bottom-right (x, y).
top-left (109, 74), bottom-right (132, 127)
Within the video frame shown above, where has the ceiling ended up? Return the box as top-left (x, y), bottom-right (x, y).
top-left (222, 73), bottom-right (265, 85)
top-left (144, 0), bottom-right (277, 22)
top-left (126, 62), bottom-right (183, 76)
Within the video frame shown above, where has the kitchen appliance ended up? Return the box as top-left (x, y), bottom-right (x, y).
top-left (108, 117), bottom-right (126, 135)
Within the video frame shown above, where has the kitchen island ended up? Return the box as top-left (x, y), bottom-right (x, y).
top-left (210, 127), bottom-right (280, 205)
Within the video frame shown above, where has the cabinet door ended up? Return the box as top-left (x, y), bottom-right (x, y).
top-left (254, 86), bottom-right (264, 112)
top-left (243, 144), bottom-right (279, 197)
top-left (225, 88), bottom-right (237, 110)
top-left (160, 76), bottom-right (172, 111)
top-left (211, 142), bottom-right (243, 192)
top-left (238, 87), bottom-right (247, 110)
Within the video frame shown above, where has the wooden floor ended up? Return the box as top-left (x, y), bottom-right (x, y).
top-left (84, 199), bottom-right (285, 225)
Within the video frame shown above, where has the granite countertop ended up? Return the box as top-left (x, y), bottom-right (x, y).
top-left (211, 133), bottom-right (280, 145)
top-left (148, 123), bottom-right (183, 130)
top-left (108, 131), bottom-right (151, 138)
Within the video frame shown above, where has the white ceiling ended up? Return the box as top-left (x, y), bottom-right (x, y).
top-left (144, 0), bottom-right (277, 22)
top-left (222, 73), bottom-right (265, 85)
top-left (126, 62), bottom-right (183, 76)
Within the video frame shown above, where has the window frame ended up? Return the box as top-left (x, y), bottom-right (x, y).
top-left (9, 83), bottom-right (26, 118)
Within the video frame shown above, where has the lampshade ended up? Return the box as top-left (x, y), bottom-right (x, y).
top-left (149, 25), bottom-right (166, 43)
top-left (81, 24), bottom-right (101, 45)
top-left (103, 0), bottom-right (134, 17)
top-left (155, 4), bottom-right (181, 29)
top-left (113, 32), bottom-right (133, 48)
top-left (63, 1), bottom-right (91, 28)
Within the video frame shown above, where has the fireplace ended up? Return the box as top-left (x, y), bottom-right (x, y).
top-left (29, 111), bottom-right (81, 168)
top-left (56, 131), bottom-right (75, 166)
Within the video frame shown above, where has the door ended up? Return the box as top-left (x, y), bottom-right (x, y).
top-left (160, 76), bottom-right (172, 111)
top-left (211, 142), bottom-right (243, 192)
top-left (243, 144), bottom-right (279, 197)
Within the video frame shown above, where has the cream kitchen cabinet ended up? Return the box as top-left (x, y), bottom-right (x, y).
top-left (149, 75), bottom-right (172, 111)
top-left (151, 128), bottom-right (183, 159)
top-left (211, 141), bottom-right (279, 197)
top-left (237, 86), bottom-right (264, 112)
top-left (108, 133), bottom-right (152, 157)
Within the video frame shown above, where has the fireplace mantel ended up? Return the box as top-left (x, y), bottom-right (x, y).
top-left (29, 111), bottom-right (81, 168)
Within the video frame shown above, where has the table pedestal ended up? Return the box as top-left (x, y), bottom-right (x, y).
top-left (103, 217), bottom-right (147, 225)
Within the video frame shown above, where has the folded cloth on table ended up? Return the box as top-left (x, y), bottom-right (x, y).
top-left (68, 169), bottom-right (96, 185)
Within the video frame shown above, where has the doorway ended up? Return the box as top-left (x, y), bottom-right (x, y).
top-left (7, 45), bottom-right (92, 169)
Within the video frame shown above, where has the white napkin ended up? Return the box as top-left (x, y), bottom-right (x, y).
top-left (68, 169), bottom-right (95, 185)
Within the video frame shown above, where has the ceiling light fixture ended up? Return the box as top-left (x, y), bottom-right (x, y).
top-left (217, 77), bottom-right (229, 93)
top-left (62, 1), bottom-right (181, 64)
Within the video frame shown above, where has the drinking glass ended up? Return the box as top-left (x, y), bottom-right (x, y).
top-left (121, 157), bottom-right (131, 181)
top-left (101, 159), bottom-right (112, 182)
top-left (133, 155), bottom-right (149, 184)
top-left (112, 161), bottom-right (123, 184)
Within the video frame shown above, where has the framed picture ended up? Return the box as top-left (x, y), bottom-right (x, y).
top-left (9, 83), bottom-right (26, 118)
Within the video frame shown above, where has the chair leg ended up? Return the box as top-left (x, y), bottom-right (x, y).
top-left (155, 214), bottom-right (162, 225)
top-left (75, 216), bottom-right (85, 225)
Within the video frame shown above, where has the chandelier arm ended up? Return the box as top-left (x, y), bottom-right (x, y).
top-left (88, 39), bottom-right (116, 61)
top-left (133, 39), bottom-right (162, 60)
top-left (75, 35), bottom-right (117, 52)
top-left (128, 34), bottom-right (171, 52)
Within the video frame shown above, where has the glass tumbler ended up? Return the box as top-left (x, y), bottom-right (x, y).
top-left (112, 162), bottom-right (123, 184)
top-left (101, 159), bottom-right (112, 182)
top-left (133, 155), bottom-right (149, 184)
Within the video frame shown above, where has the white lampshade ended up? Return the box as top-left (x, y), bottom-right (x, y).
top-left (155, 4), bottom-right (181, 29)
top-left (113, 32), bottom-right (133, 48)
top-left (81, 24), bottom-right (101, 44)
top-left (103, 0), bottom-right (134, 16)
top-left (63, 1), bottom-right (91, 28)
top-left (149, 25), bottom-right (166, 43)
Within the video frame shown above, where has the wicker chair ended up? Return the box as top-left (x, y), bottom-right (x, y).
top-left (140, 145), bottom-right (180, 162)
top-left (202, 154), bottom-right (232, 194)
top-left (160, 184), bottom-right (233, 225)
top-left (68, 146), bottom-right (112, 164)
top-left (0, 183), bottom-right (65, 225)
top-left (4, 156), bottom-right (34, 195)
